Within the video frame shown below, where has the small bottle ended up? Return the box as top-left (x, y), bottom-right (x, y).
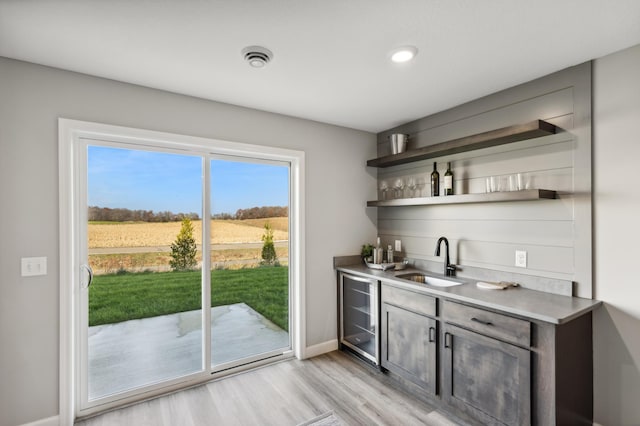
top-left (387, 245), bottom-right (394, 263)
top-left (444, 162), bottom-right (454, 196)
top-left (430, 162), bottom-right (440, 196)
top-left (374, 237), bottom-right (382, 264)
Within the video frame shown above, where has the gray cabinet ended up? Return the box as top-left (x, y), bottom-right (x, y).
top-left (442, 300), bottom-right (531, 426)
top-left (337, 267), bottom-right (596, 425)
top-left (381, 284), bottom-right (437, 395)
top-left (442, 323), bottom-right (530, 426)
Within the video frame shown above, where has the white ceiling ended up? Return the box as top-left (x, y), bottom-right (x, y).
top-left (1, 1), bottom-right (640, 133)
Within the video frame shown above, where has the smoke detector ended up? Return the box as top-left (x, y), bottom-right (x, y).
top-left (242, 46), bottom-right (273, 68)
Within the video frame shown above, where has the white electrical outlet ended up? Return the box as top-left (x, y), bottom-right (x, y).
top-left (515, 250), bottom-right (527, 268)
top-left (21, 256), bottom-right (47, 277)
top-left (395, 240), bottom-right (402, 252)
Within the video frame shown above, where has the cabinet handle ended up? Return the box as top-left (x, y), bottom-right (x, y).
top-left (471, 317), bottom-right (493, 326)
top-left (444, 332), bottom-right (452, 348)
top-left (428, 326), bottom-right (436, 343)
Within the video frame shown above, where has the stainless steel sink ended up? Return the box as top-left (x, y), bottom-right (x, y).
top-left (396, 273), bottom-right (464, 287)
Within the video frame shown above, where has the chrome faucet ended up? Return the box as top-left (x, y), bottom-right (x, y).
top-left (435, 237), bottom-right (456, 277)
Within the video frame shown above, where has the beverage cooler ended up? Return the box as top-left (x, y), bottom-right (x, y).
top-left (339, 272), bottom-right (379, 365)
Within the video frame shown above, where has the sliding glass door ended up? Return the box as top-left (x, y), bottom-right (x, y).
top-left (210, 157), bottom-right (291, 370)
top-left (74, 138), bottom-right (293, 416)
top-left (80, 143), bottom-right (205, 408)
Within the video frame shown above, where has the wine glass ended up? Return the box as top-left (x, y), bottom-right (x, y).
top-left (379, 180), bottom-right (389, 200)
top-left (407, 177), bottom-right (417, 198)
top-left (415, 176), bottom-right (426, 197)
top-left (393, 178), bottom-right (405, 199)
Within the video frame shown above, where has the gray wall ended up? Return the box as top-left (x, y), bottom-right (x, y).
top-left (0, 57), bottom-right (377, 426)
top-left (593, 43), bottom-right (640, 426)
top-left (375, 63), bottom-right (592, 297)
top-left (373, 43), bottom-right (640, 424)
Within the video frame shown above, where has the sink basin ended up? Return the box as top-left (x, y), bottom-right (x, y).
top-left (396, 273), bottom-right (464, 287)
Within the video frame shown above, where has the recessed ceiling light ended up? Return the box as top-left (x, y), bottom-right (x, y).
top-left (390, 46), bottom-right (418, 63)
top-left (242, 46), bottom-right (273, 68)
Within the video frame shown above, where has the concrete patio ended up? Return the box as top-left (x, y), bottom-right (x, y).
top-left (88, 303), bottom-right (289, 400)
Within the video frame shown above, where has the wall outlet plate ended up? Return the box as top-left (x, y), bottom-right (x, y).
top-left (515, 250), bottom-right (527, 268)
top-left (395, 240), bottom-right (402, 252)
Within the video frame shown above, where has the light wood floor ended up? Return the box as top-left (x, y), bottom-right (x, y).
top-left (75, 350), bottom-right (465, 426)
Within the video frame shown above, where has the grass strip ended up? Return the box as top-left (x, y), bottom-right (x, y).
top-left (89, 267), bottom-right (289, 330)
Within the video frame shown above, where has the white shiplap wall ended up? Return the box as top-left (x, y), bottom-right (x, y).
top-left (374, 63), bottom-right (592, 298)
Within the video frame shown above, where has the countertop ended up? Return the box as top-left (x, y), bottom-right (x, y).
top-left (336, 263), bottom-right (601, 324)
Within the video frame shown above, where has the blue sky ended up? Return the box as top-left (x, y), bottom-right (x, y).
top-left (88, 146), bottom-right (288, 215)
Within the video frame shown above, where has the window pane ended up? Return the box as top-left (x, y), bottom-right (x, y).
top-left (87, 145), bottom-right (203, 399)
top-left (210, 158), bottom-right (290, 368)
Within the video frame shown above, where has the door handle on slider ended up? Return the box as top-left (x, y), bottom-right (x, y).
top-left (81, 264), bottom-right (94, 289)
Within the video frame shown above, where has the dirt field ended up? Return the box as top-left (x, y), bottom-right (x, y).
top-left (88, 217), bottom-right (288, 248)
top-left (89, 246), bottom-right (289, 274)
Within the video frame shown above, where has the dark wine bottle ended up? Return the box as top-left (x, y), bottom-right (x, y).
top-left (444, 162), bottom-right (454, 196)
top-left (430, 162), bottom-right (440, 196)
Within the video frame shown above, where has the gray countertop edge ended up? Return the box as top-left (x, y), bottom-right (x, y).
top-left (336, 264), bottom-right (602, 325)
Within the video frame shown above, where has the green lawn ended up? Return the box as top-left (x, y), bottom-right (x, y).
top-left (89, 266), bottom-right (289, 330)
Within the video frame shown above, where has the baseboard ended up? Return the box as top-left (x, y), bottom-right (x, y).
top-left (21, 415), bottom-right (59, 426)
top-left (304, 339), bottom-right (338, 359)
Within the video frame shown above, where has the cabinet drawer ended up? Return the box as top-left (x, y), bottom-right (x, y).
top-left (382, 284), bottom-right (436, 317)
top-left (442, 300), bottom-right (530, 347)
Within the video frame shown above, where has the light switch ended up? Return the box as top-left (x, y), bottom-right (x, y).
top-left (395, 240), bottom-right (402, 252)
top-left (21, 257), bottom-right (47, 277)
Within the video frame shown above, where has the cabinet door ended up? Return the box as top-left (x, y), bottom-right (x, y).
top-left (381, 303), bottom-right (437, 395)
top-left (442, 324), bottom-right (530, 426)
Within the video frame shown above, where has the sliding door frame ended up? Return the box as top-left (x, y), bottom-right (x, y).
top-left (59, 118), bottom-right (306, 424)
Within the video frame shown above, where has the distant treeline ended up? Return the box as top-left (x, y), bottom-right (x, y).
top-left (88, 206), bottom-right (200, 222)
top-left (89, 205), bottom-right (288, 222)
top-left (216, 206), bottom-right (288, 220)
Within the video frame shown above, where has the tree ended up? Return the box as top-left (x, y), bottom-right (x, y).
top-left (260, 222), bottom-right (279, 266)
top-left (170, 217), bottom-right (197, 271)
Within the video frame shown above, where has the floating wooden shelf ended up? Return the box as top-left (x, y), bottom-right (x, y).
top-left (367, 189), bottom-right (557, 207)
top-left (367, 120), bottom-right (557, 168)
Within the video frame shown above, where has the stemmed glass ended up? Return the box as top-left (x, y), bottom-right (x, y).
top-left (393, 178), bottom-right (405, 199)
top-left (379, 180), bottom-right (389, 200)
top-left (415, 176), bottom-right (425, 197)
top-left (407, 177), bottom-right (417, 198)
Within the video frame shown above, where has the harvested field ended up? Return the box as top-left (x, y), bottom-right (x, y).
top-left (88, 217), bottom-right (288, 248)
top-left (89, 246), bottom-right (289, 274)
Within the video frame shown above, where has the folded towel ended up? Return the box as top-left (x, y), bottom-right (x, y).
top-left (476, 281), bottom-right (519, 290)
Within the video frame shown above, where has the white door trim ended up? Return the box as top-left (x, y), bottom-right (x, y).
top-left (58, 118), bottom-right (306, 424)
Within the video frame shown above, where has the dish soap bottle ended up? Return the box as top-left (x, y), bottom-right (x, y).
top-left (430, 162), bottom-right (440, 196)
top-left (387, 245), bottom-right (394, 264)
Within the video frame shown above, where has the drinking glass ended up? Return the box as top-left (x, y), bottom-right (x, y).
top-left (393, 178), bottom-right (405, 199)
top-left (415, 176), bottom-right (426, 197)
top-left (379, 180), bottom-right (389, 200)
top-left (485, 176), bottom-right (497, 193)
top-left (407, 177), bottom-right (417, 197)
top-left (508, 174), bottom-right (517, 191)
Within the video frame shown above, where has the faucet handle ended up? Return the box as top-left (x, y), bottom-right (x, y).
top-left (446, 264), bottom-right (457, 277)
